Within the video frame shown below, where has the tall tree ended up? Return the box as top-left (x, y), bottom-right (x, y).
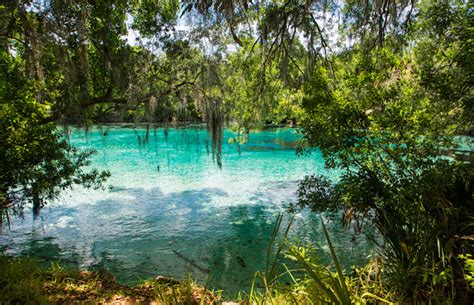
top-left (295, 0), bottom-right (473, 302)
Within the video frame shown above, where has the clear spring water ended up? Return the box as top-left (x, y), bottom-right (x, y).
top-left (0, 126), bottom-right (374, 294)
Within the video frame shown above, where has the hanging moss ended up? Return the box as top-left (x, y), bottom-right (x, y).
top-left (206, 99), bottom-right (223, 168)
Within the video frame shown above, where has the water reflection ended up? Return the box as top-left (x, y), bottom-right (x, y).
top-left (1, 127), bottom-right (374, 296)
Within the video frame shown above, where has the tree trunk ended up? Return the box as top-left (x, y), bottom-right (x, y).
top-left (32, 182), bottom-right (41, 218)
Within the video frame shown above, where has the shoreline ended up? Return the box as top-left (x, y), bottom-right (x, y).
top-left (0, 255), bottom-right (222, 304)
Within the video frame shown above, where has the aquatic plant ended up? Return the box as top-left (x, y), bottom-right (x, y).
top-left (246, 216), bottom-right (395, 304)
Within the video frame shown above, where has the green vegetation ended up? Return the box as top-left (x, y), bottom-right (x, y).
top-left (293, 1), bottom-right (473, 302)
top-left (0, 84), bottom-right (110, 223)
top-left (1, 0), bottom-right (473, 303)
top-left (243, 217), bottom-right (395, 304)
top-left (0, 256), bottom-right (220, 304)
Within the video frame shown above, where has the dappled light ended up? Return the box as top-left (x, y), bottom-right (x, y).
top-left (1, 0), bottom-right (472, 303)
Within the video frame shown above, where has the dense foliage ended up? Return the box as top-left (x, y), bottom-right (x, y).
top-left (0, 89), bottom-right (109, 220)
top-left (1, 0), bottom-right (472, 302)
top-left (295, 0), bottom-right (473, 302)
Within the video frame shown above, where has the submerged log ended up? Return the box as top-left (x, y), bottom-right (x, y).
top-left (172, 250), bottom-right (210, 274)
top-left (236, 256), bottom-right (246, 268)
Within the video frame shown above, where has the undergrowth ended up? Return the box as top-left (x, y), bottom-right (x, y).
top-left (0, 256), bottom-right (219, 304)
top-left (1, 216), bottom-right (472, 304)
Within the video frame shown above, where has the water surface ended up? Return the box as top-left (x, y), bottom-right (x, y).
top-left (1, 126), bottom-right (374, 294)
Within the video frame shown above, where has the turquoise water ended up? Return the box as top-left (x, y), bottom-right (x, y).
top-left (1, 126), bottom-right (374, 294)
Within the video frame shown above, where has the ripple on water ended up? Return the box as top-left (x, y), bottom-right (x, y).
top-left (1, 127), bottom-right (374, 295)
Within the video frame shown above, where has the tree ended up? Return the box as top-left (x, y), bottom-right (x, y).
top-left (295, 0), bottom-right (473, 302)
top-left (0, 87), bottom-right (110, 227)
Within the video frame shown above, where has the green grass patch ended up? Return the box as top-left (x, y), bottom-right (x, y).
top-left (0, 256), bottom-right (220, 304)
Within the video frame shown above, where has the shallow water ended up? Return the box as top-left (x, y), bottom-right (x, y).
top-left (1, 126), bottom-right (374, 294)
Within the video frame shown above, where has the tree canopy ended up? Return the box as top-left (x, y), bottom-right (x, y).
top-left (0, 0), bottom-right (473, 302)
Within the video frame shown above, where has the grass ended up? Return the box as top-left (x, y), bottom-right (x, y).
top-left (244, 217), bottom-right (396, 305)
top-left (2, 216), bottom-right (472, 304)
top-left (0, 256), bottom-right (220, 304)
top-left (0, 220), bottom-right (401, 305)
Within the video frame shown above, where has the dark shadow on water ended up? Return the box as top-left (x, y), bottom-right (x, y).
top-left (18, 186), bottom-right (286, 294)
top-left (2, 185), bottom-right (374, 297)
